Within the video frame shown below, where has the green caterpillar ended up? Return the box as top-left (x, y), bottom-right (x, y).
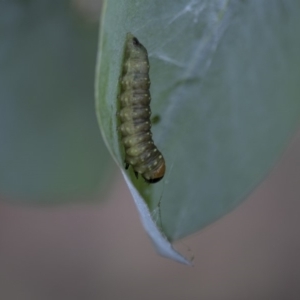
top-left (118, 33), bottom-right (165, 183)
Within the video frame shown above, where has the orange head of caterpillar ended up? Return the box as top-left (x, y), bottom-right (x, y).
top-left (142, 157), bottom-right (166, 184)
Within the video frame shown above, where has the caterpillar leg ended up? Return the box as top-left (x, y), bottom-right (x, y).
top-left (124, 161), bottom-right (139, 179)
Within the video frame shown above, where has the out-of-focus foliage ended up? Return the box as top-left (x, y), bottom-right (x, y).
top-left (0, 0), bottom-right (113, 203)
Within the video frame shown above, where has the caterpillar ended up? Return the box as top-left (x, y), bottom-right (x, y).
top-left (118, 32), bottom-right (165, 183)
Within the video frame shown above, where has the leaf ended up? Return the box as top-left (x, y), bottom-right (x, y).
top-left (0, 0), bottom-right (113, 203)
top-left (95, 0), bottom-right (300, 263)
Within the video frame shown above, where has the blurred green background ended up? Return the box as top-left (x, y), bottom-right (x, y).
top-left (0, 0), bottom-right (113, 203)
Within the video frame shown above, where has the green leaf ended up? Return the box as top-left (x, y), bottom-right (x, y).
top-left (0, 0), bottom-right (113, 203)
top-left (96, 0), bottom-right (300, 263)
